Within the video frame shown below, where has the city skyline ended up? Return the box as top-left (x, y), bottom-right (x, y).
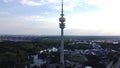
top-left (0, 0), bottom-right (120, 36)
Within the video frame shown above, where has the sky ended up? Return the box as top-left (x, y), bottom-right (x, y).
top-left (0, 0), bottom-right (120, 36)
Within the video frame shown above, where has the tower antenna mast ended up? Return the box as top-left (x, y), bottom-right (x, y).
top-left (61, 0), bottom-right (64, 17)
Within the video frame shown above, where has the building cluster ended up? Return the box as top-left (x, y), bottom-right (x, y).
top-left (64, 40), bottom-right (120, 68)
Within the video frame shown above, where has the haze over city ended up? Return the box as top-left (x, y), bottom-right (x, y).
top-left (0, 0), bottom-right (120, 36)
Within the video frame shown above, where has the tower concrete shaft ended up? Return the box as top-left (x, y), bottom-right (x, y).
top-left (60, 26), bottom-right (64, 67)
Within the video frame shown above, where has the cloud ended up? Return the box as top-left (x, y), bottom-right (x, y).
top-left (0, 15), bottom-right (59, 35)
top-left (44, 12), bottom-right (50, 15)
top-left (47, 0), bottom-right (59, 3)
top-left (3, 0), bottom-right (98, 13)
top-left (0, 11), bottom-right (11, 15)
top-left (65, 28), bottom-right (120, 36)
top-left (3, 0), bottom-right (13, 3)
top-left (20, 0), bottom-right (42, 6)
top-left (53, 0), bottom-right (99, 12)
top-left (65, 28), bottom-right (105, 36)
top-left (86, 0), bottom-right (120, 10)
top-left (17, 16), bottom-right (45, 21)
top-left (54, 0), bottom-right (79, 11)
top-left (19, 0), bottom-right (58, 6)
top-left (65, 7), bottom-right (120, 35)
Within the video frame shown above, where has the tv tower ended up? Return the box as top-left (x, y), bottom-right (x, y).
top-left (59, 0), bottom-right (65, 67)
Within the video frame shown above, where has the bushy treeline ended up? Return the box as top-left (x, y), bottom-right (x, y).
top-left (0, 40), bottom-right (60, 68)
